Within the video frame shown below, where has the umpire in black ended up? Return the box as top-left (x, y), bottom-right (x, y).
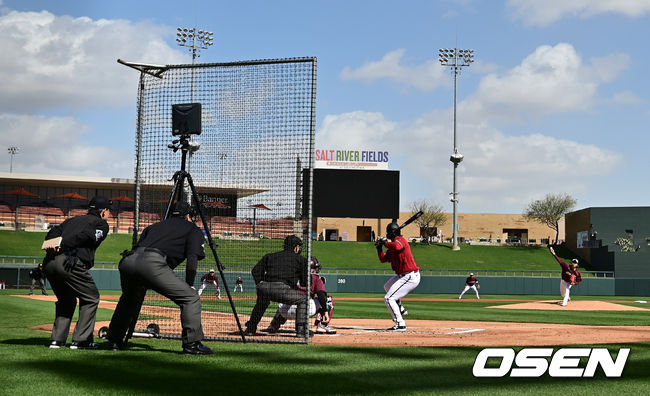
top-left (245, 235), bottom-right (310, 337)
top-left (107, 201), bottom-right (212, 355)
top-left (42, 196), bottom-right (112, 349)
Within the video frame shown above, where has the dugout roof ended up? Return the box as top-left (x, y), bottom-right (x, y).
top-left (0, 172), bottom-right (268, 199)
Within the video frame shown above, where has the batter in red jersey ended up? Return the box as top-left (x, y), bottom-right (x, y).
top-left (376, 222), bottom-right (420, 331)
top-left (198, 269), bottom-right (221, 299)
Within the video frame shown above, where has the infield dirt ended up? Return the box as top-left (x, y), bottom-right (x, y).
top-left (21, 295), bottom-right (650, 347)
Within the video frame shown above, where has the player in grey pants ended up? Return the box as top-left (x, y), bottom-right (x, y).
top-left (107, 202), bottom-right (211, 355)
top-left (42, 196), bottom-right (111, 349)
top-left (245, 235), bottom-right (309, 336)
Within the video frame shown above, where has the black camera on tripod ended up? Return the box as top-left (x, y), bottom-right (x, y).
top-left (172, 103), bottom-right (201, 136)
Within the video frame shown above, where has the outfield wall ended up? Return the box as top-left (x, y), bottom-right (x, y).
top-left (2, 267), bottom-right (649, 296)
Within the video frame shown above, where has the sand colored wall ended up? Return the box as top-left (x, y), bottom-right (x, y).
top-left (315, 212), bottom-right (565, 243)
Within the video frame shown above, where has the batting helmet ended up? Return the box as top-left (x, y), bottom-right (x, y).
top-left (386, 222), bottom-right (400, 239)
top-left (310, 257), bottom-right (321, 273)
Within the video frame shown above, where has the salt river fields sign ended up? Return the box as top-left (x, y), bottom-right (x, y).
top-left (315, 149), bottom-right (389, 170)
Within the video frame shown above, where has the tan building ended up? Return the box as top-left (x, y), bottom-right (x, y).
top-left (314, 212), bottom-right (564, 244)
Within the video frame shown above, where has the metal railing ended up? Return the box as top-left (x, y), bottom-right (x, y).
top-left (0, 257), bottom-right (615, 278)
top-left (319, 267), bottom-right (615, 278)
top-left (0, 256), bottom-right (119, 269)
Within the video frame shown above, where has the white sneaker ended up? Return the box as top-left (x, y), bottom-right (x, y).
top-left (315, 323), bottom-right (337, 334)
top-left (49, 341), bottom-right (64, 349)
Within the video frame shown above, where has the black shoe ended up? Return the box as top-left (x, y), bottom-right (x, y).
top-left (28, 293), bottom-right (33, 296)
top-left (70, 341), bottom-right (99, 350)
top-left (49, 340), bottom-right (65, 349)
top-left (42, 292), bottom-right (48, 296)
top-left (244, 327), bottom-right (257, 336)
top-left (108, 342), bottom-right (122, 351)
top-left (106, 338), bottom-right (123, 351)
top-left (182, 341), bottom-right (213, 355)
top-left (386, 324), bottom-right (407, 332)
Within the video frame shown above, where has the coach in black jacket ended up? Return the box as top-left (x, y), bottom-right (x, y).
top-left (245, 235), bottom-right (309, 337)
top-left (42, 196), bottom-right (111, 349)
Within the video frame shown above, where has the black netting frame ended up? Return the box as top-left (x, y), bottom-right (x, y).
top-left (127, 57), bottom-right (316, 344)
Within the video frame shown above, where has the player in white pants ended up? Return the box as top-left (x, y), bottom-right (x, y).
top-left (550, 247), bottom-right (581, 306)
top-left (383, 270), bottom-right (421, 329)
top-left (198, 269), bottom-right (221, 299)
top-left (458, 273), bottom-right (480, 299)
top-left (233, 276), bottom-right (243, 292)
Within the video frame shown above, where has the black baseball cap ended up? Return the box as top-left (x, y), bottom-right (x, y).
top-left (89, 196), bottom-right (113, 210)
top-left (283, 235), bottom-right (303, 251)
top-left (171, 201), bottom-right (194, 217)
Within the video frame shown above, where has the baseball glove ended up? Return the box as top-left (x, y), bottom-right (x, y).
top-left (477, 284), bottom-right (481, 290)
top-left (569, 275), bottom-right (576, 285)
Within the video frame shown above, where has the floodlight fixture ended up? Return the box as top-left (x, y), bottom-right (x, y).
top-left (176, 26), bottom-right (214, 63)
top-left (7, 146), bottom-right (18, 173)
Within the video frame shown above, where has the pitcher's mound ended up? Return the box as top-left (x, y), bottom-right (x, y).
top-left (487, 300), bottom-right (647, 311)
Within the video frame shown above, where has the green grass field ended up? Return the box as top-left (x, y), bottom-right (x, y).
top-left (1, 291), bottom-right (649, 395)
top-left (0, 230), bottom-right (583, 271)
top-left (3, 230), bottom-right (647, 394)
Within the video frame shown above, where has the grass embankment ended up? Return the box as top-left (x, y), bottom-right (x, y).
top-left (0, 230), bottom-right (584, 271)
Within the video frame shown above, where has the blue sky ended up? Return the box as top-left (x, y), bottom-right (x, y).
top-left (1, 0), bottom-right (649, 213)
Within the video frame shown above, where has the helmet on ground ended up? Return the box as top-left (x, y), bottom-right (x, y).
top-left (311, 257), bottom-right (321, 273)
top-left (386, 222), bottom-right (400, 239)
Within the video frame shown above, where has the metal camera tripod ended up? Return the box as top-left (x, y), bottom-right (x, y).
top-left (121, 134), bottom-right (246, 345)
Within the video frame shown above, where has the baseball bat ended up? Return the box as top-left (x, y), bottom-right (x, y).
top-left (398, 210), bottom-right (424, 230)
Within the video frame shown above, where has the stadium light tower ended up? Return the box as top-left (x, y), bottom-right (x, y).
top-left (176, 27), bottom-right (214, 65)
top-left (176, 27), bottom-right (213, 202)
top-left (439, 47), bottom-right (474, 251)
top-left (7, 146), bottom-right (18, 173)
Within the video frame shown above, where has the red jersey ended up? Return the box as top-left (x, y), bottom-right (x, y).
top-left (551, 252), bottom-right (577, 283)
top-left (201, 272), bottom-right (219, 283)
top-left (297, 273), bottom-right (326, 297)
top-left (466, 276), bottom-right (478, 286)
top-left (378, 236), bottom-right (419, 275)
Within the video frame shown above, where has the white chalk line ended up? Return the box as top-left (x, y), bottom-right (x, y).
top-left (331, 325), bottom-right (486, 336)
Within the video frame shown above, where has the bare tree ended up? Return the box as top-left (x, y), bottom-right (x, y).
top-left (523, 193), bottom-right (576, 245)
top-left (409, 200), bottom-right (447, 243)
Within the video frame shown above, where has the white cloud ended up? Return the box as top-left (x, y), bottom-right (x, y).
top-left (611, 91), bottom-right (643, 105)
top-left (0, 9), bottom-right (186, 178)
top-left (0, 10), bottom-right (185, 112)
top-left (508, 0), bottom-right (650, 27)
top-left (316, 110), bottom-right (621, 213)
top-left (340, 49), bottom-right (448, 92)
top-left (1, 113), bottom-right (132, 176)
top-left (462, 43), bottom-right (629, 123)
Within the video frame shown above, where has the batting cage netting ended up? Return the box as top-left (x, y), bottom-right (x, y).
top-left (122, 57), bottom-right (316, 344)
